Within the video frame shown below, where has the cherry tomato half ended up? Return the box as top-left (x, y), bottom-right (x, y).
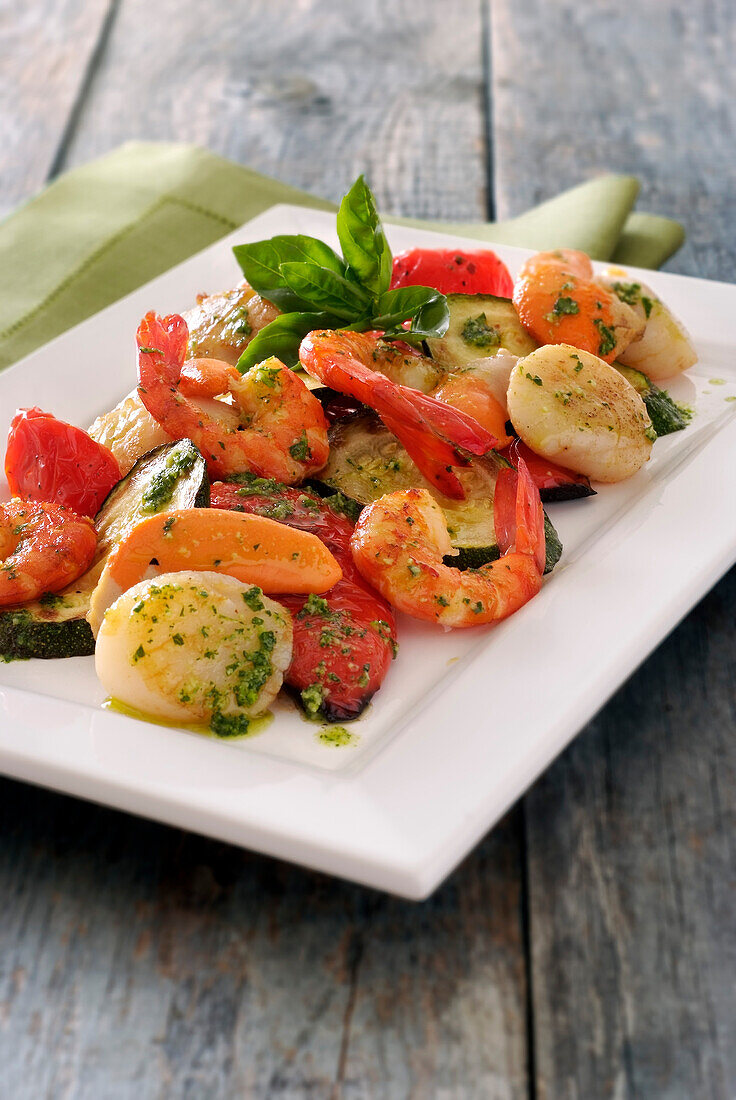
top-left (5, 408), bottom-right (121, 517)
top-left (391, 248), bottom-right (514, 298)
top-left (211, 480), bottom-right (397, 720)
top-left (500, 438), bottom-right (594, 502)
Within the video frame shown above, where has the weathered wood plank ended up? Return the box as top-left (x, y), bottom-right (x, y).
top-left (0, 0), bottom-right (114, 218)
top-left (524, 574), bottom-right (736, 1099)
top-left (0, 783), bottom-right (526, 1099)
top-left (491, 0), bottom-right (736, 280)
top-left (491, 1), bottom-right (736, 1095)
top-left (0, 2), bottom-right (528, 1097)
top-left (340, 816), bottom-right (527, 1099)
top-left (61, 0), bottom-right (489, 220)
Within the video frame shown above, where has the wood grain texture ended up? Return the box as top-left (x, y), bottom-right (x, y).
top-left (60, 0), bottom-right (489, 220)
top-left (491, 1), bottom-right (736, 1096)
top-left (525, 572), bottom-right (736, 1100)
top-left (0, 784), bottom-right (527, 1100)
top-left (491, 0), bottom-right (736, 279)
top-left (0, 0), bottom-right (113, 218)
top-left (0, 2), bottom-right (528, 1097)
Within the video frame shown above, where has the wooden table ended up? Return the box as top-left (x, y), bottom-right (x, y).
top-left (1, 2), bottom-right (734, 1095)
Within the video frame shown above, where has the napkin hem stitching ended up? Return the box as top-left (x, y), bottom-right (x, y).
top-left (0, 196), bottom-right (238, 344)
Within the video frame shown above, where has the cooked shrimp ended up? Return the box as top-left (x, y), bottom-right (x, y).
top-left (507, 344), bottom-right (654, 483)
top-left (95, 571), bottom-right (292, 732)
top-left (88, 507), bottom-right (342, 635)
top-left (300, 330), bottom-right (497, 500)
top-left (431, 356), bottom-right (516, 446)
top-left (350, 462), bottom-right (544, 628)
top-left (360, 335), bottom-right (445, 393)
top-left (183, 280), bottom-right (280, 366)
top-left (357, 338), bottom-right (517, 446)
top-left (513, 249), bottom-right (645, 363)
top-left (0, 500), bottom-right (97, 607)
top-left (88, 369), bottom-right (244, 477)
top-left (601, 275), bottom-right (697, 380)
top-left (137, 311), bottom-right (329, 481)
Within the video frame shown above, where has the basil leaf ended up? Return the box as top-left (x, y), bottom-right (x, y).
top-left (383, 294), bottom-right (450, 344)
top-left (280, 261), bottom-right (371, 321)
top-left (336, 175), bottom-right (392, 297)
top-left (236, 311), bottom-right (337, 372)
top-left (233, 235), bottom-right (346, 311)
top-left (372, 286), bottom-right (441, 328)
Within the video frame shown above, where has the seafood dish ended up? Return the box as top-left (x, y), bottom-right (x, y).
top-left (0, 178), bottom-right (699, 746)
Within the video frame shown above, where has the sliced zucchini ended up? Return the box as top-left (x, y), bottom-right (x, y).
top-left (293, 368), bottom-right (324, 392)
top-left (615, 364), bottom-right (692, 436)
top-left (96, 438), bottom-right (210, 560)
top-left (0, 440), bottom-right (210, 661)
top-left (0, 561), bottom-right (102, 661)
top-left (543, 514), bottom-right (563, 574)
top-left (427, 294), bottom-right (538, 367)
top-left (313, 413), bottom-right (561, 573)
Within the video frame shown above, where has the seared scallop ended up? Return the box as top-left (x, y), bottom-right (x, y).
top-left (507, 344), bottom-right (654, 482)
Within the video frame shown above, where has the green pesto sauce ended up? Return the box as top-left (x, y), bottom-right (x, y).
top-left (300, 682), bottom-right (325, 716)
top-left (593, 318), bottom-right (616, 357)
top-left (610, 281), bottom-right (654, 318)
top-left (316, 725), bottom-right (358, 747)
top-left (220, 305), bottom-right (252, 342)
top-left (140, 442), bottom-right (198, 514)
top-left (709, 378), bottom-right (726, 385)
top-left (461, 313), bottom-right (501, 349)
top-left (548, 294), bottom-right (579, 318)
top-left (288, 430), bottom-right (312, 462)
top-left (103, 697), bottom-right (273, 740)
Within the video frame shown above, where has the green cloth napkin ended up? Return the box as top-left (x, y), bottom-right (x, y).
top-left (0, 142), bottom-right (685, 372)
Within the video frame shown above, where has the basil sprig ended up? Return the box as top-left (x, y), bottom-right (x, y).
top-left (233, 175), bottom-right (448, 372)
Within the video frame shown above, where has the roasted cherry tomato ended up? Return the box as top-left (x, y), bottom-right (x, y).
top-left (500, 438), bottom-right (595, 503)
top-left (5, 408), bottom-right (121, 517)
top-left (210, 479), bottom-right (397, 721)
top-left (391, 248), bottom-right (514, 297)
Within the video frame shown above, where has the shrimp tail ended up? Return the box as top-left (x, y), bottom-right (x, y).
top-left (300, 331), bottom-right (498, 501)
top-left (494, 457), bottom-right (546, 574)
top-left (136, 311), bottom-right (188, 387)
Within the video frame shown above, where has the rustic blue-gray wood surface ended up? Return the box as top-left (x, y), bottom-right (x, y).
top-left (0, 1), bottom-right (734, 1096)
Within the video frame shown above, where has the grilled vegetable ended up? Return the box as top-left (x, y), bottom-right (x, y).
top-left (615, 364), bottom-right (691, 437)
top-left (6, 408), bottom-right (121, 517)
top-left (95, 438), bottom-right (209, 560)
top-left (312, 413), bottom-right (561, 573)
top-left (0, 562), bottom-right (102, 661)
top-left (211, 476), bottom-right (397, 721)
top-left (501, 438), bottom-right (595, 502)
top-left (426, 294), bottom-right (538, 367)
top-left (391, 248), bottom-right (514, 297)
top-left (0, 440), bottom-right (210, 661)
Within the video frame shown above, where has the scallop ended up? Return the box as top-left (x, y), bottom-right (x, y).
top-left (95, 570), bottom-right (292, 734)
top-left (89, 389), bottom-right (171, 475)
top-left (507, 344), bottom-right (654, 483)
top-left (601, 276), bottom-right (697, 380)
top-left (183, 280), bottom-right (280, 365)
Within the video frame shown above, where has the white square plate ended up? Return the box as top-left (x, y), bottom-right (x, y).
top-left (1, 205), bottom-right (735, 898)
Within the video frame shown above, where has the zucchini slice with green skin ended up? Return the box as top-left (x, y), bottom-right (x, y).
top-left (426, 294), bottom-right (538, 367)
top-left (95, 438), bottom-right (210, 560)
top-left (615, 364), bottom-right (692, 436)
top-left (0, 439), bottom-right (210, 661)
top-left (311, 413), bottom-right (561, 574)
top-left (0, 564), bottom-right (102, 661)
